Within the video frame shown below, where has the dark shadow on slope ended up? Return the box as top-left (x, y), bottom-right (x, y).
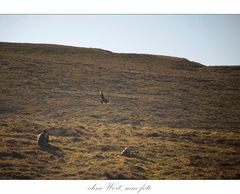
top-left (41, 144), bottom-right (63, 157)
top-left (0, 151), bottom-right (26, 159)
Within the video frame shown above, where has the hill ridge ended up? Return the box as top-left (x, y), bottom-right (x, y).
top-left (0, 42), bottom-right (204, 68)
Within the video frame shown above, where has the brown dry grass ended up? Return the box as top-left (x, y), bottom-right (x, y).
top-left (0, 42), bottom-right (239, 179)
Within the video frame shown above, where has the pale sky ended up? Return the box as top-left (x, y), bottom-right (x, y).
top-left (0, 15), bottom-right (240, 66)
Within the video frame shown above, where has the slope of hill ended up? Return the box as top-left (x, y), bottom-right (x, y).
top-left (0, 42), bottom-right (239, 179)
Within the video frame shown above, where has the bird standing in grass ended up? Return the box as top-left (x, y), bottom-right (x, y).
top-left (121, 147), bottom-right (136, 157)
top-left (37, 129), bottom-right (49, 148)
top-left (100, 91), bottom-right (109, 104)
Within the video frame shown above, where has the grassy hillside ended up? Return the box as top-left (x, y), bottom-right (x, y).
top-left (0, 42), bottom-right (239, 179)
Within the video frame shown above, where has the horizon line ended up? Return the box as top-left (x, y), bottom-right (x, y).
top-left (1, 41), bottom-right (240, 67)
